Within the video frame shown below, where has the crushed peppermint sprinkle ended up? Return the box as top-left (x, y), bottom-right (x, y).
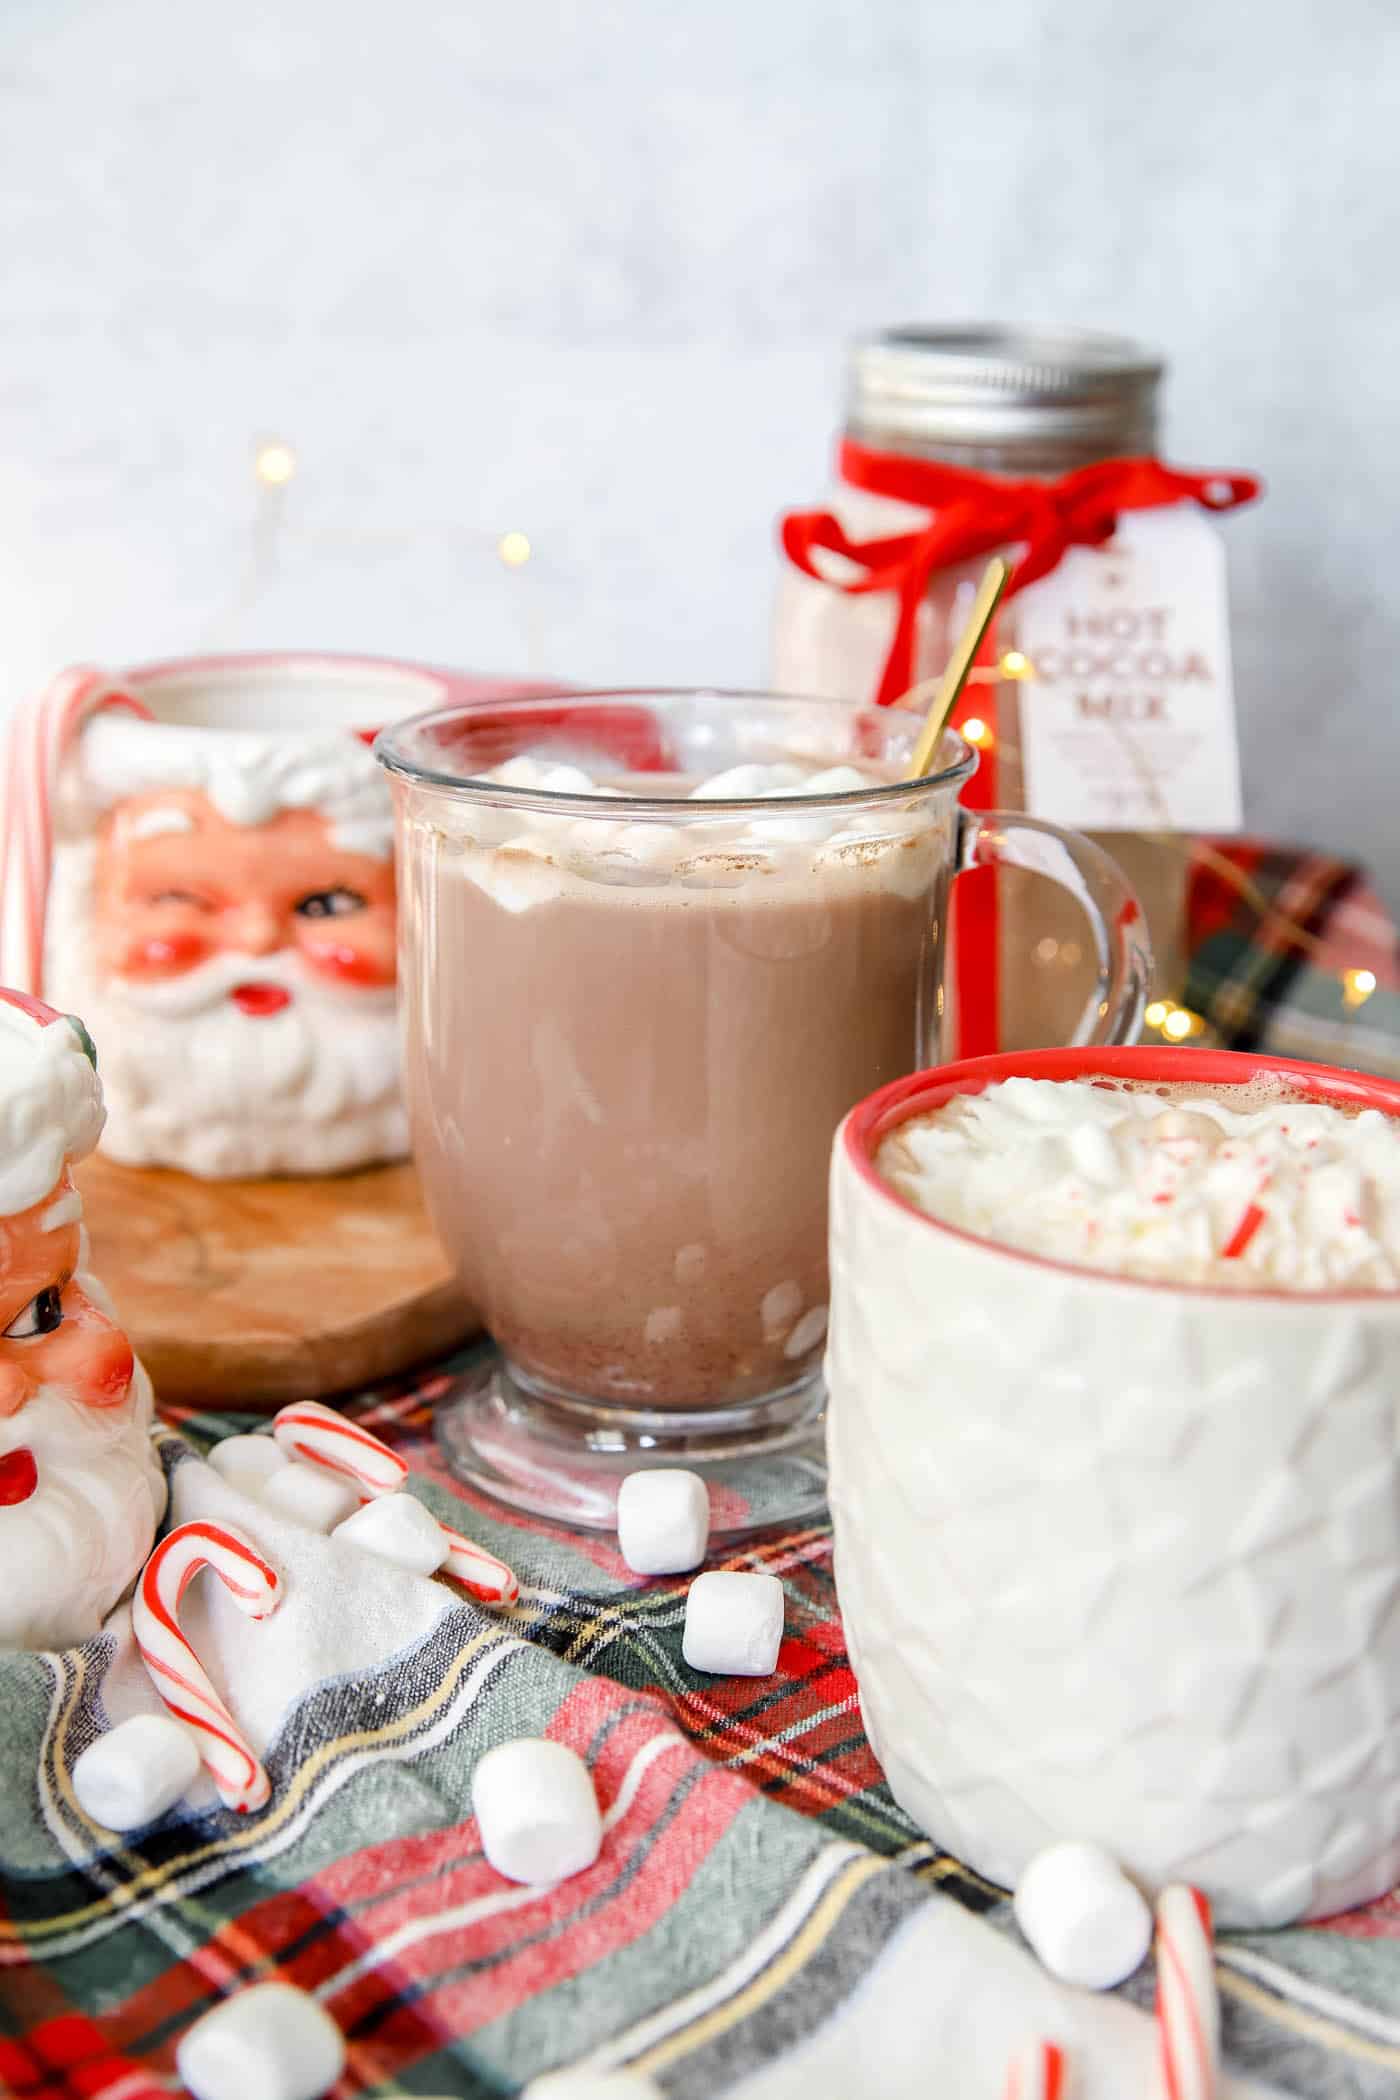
top-left (876, 1075), bottom-right (1400, 1290)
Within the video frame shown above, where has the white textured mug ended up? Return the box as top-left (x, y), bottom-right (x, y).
top-left (827, 1043), bottom-right (1400, 1928)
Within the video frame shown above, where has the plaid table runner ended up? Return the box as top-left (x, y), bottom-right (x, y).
top-left (2, 837), bottom-right (1399, 2100)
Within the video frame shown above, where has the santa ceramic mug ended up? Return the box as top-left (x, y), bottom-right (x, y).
top-left (827, 1043), bottom-right (1400, 1929)
top-left (0, 987), bottom-right (164, 1648)
top-left (0, 653), bottom-right (540, 1179)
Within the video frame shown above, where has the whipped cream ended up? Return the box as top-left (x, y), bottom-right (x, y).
top-left (436, 753), bottom-right (940, 911)
top-left (876, 1075), bottom-right (1400, 1291)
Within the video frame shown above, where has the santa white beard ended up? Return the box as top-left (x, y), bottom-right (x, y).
top-left (0, 1366), bottom-right (166, 1651)
top-left (48, 872), bottom-right (408, 1178)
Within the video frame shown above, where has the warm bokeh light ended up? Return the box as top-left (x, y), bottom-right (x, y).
top-left (962, 716), bottom-right (992, 747)
top-left (254, 439), bottom-right (297, 487)
top-left (498, 530), bottom-right (532, 567)
top-left (1000, 650), bottom-right (1032, 679)
top-left (1343, 966), bottom-right (1378, 1007)
top-left (1144, 1000), bottom-right (1169, 1029)
top-left (1163, 1009), bottom-right (1195, 1040)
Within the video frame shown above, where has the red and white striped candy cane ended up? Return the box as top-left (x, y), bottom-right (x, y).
top-left (438, 1521), bottom-right (520, 1607)
top-left (272, 1400), bottom-right (408, 1497)
top-left (132, 1520), bottom-right (282, 1815)
top-left (0, 666), bottom-right (150, 996)
top-left (270, 1401), bottom-right (519, 1605)
top-left (1155, 1884), bottom-right (1219, 2100)
top-left (1001, 2038), bottom-right (1066, 2100)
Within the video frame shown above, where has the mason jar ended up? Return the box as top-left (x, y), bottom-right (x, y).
top-left (771, 325), bottom-right (1187, 1051)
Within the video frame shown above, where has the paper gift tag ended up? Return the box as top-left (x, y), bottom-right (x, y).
top-left (1013, 507), bottom-right (1243, 832)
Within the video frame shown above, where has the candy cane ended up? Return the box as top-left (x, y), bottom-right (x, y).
top-left (132, 1520), bottom-right (282, 1814)
top-left (1155, 1884), bottom-right (1219, 2100)
top-left (272, 1400), bottom-right (408, 1497)
top-left (1001, 2039), bottom-right (1065, 2100)
top-left (270, 1401), bottom-right (519, 1605)
top-left (438, 1522), bottom-right (521, 1607)
top-left (0, 667), bottom-right (150, 996)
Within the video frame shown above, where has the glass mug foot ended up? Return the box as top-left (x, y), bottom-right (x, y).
top-left (435, 1345), bottom-right (829, 1537)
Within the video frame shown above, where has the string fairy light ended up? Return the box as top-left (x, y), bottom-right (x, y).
top-left (195, 435), bottom-right (550, 673)
top-left (254, 438), bottom-right (297, 487)
top-left (1144, 998), bottom-right (1206, 1041)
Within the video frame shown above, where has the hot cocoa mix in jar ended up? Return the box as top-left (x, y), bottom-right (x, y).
top-left (772, 326), bottom-right (1257, 1052)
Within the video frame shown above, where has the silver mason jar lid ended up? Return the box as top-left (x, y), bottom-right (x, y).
top-left (846, 325), bottom-right (1163, 457)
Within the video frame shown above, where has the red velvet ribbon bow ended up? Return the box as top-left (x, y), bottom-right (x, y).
top-left (781, 440), bottom-right (1262, 707)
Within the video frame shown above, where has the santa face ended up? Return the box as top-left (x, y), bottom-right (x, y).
top-left (0, 1173), bottom-right (164, 1650)
top-left (92, 790), bottom-right (397, 1002)
top-left (63, 790), bottom-right (407, 1177)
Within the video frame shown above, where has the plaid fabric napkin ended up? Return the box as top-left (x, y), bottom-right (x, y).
top-left (2, 836), bottom-right (1399, 2100)
top-left (1184, 839), bottom-right (1400, 1072)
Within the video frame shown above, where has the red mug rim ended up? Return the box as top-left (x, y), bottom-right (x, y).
top-left (843, 1045), bottom-right (1400, 1304)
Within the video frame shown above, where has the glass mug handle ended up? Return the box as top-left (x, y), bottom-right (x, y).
top-left (955, 809), bottom-right (1153, 1047)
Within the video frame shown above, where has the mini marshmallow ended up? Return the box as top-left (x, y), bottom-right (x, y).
top-left (1012, 1840), bottom-right (1153, 1990)
top-left (176, 1982), bottom-right (345, 2100)
top-left (208, 1435), bottom-right (289, 1495)
top-left (261, 1461), bottom-right (361, 1534)
top-left (688, 761), bottom-right (806, 799)
top-left (522, 2073), bottom-right (662, 2099)
top-left (472, 1737), bottom-right (602, 1885)
top-left (536, 763), bottom-right (598, 794)
top-left (740, 763), bottom-right (875, 838)
top-left (783, 1305), bottom-right (829, 1359)
top-left (616, 1469), bottom-right (710, 1575)
top-left (333, 1491), bottom-right (450, 1575)
top-left (682, 1570), bottom-right (784, 1676)
top-left (72, 1714), bottom-right (202, 1831)
top-left (786, 764), bottom-right (871, 796)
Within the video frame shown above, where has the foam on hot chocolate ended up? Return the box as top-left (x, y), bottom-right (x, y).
top-left (876, 1074), bottom-right (1400, 1290)
top-left (441, 753), bottom-right (933, 909)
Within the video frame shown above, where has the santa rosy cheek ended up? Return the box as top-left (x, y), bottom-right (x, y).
top-left (58, 1319), bottom-right (135, 1408)
top-left (91, 1336), bottom-right (136, 1404)
top-left (300, 938), bottom-right (393, 989)
top-left (118, 930), bottom-right (212, 978)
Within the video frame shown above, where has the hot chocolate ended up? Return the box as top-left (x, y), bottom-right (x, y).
top-left (399, 754), bottom-right (952, 1407)
top-left (876, 1072), bottom-right (1400, 1289)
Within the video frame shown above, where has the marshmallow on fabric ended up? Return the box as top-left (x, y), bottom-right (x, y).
top-left (208, 1435), bottom-right (288, 1495)
top-left (682, 1570), bottom-right (784, 1676)
top-left (333, 1492), bottom-right (449, 1575)
top-left (261, 1462), bottom-right (360, 1534)
top-left (176, 1982), bottom-right (345, 2100)
top-left (72, 1714), bottom-right (201, 1831)
top-left (472, 1737), bottom-right (603, 1885)
top-left (523, 2074), bottom-right (662, 2099)
top-left (616, 1468), bottom-right (710, 1575)
top-left (1013, 1840), bottom-right (1153, 1991)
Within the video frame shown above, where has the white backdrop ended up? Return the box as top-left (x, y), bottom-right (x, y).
top-left (2, 0), bottom-right (1398, 895)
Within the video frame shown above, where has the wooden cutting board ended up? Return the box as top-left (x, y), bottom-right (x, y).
top-left (75, 1154), bottom-right (479, 1413)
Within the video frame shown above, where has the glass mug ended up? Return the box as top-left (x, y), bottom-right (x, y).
top-left (376, 690), bottom-right (1151, 1530)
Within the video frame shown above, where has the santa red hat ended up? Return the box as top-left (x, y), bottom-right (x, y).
top-left (0, 988), bottom-right (104, 1216)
